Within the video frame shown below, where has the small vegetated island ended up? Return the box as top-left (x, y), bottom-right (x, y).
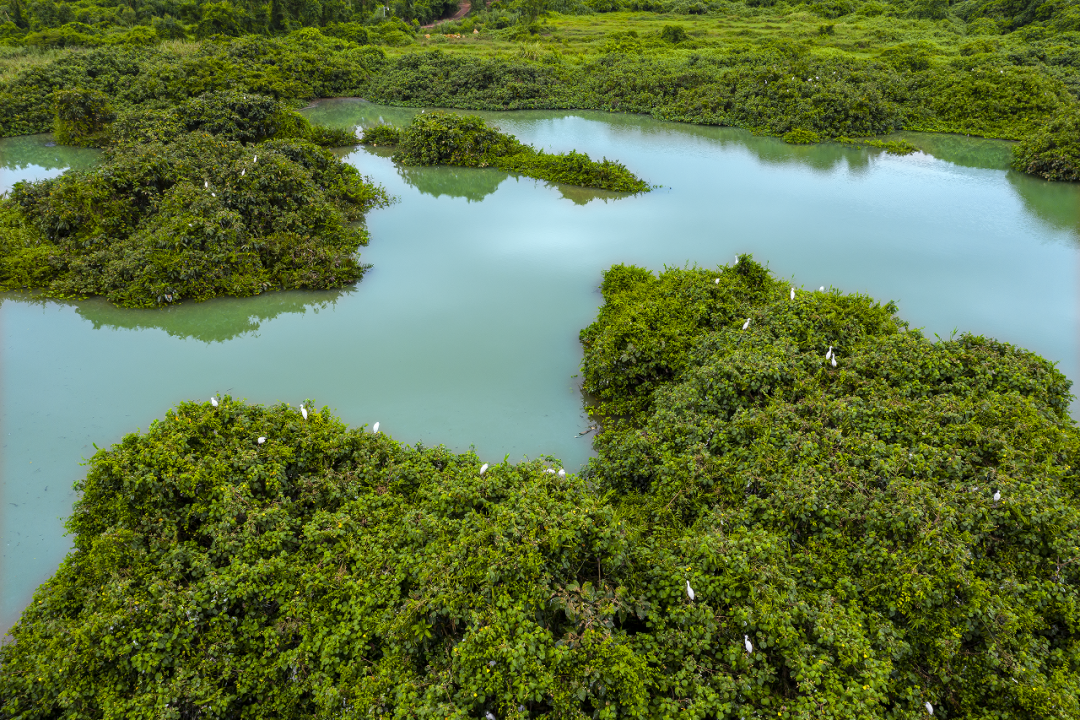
top-left (2, 258), bottom-right (1078, 718)
top-left (361, 111), bottom-right (652, 193)
top-left (0, 90), bottom-right (392, 307)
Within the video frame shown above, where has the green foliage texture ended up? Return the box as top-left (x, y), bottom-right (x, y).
top-left (365, 111), bottom-right (651, 192)
top-left (1, 92), bottom-right (390, 306)
top-left (1011, 104), bottom-right (1080, 180)
top-left (2, 259), bottom-right (1079, 719)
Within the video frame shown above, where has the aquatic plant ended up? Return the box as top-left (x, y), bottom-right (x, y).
top-left (373, 111), bottom-right (651, 193)
top-left (0, 101), bottom-right (391, 306)
top-left (2, 259), bottom-right (1078, 719)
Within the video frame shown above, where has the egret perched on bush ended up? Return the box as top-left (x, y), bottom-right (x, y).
top-left (790, 287), bottom-right (795, 300)
top-left (300, 406), bottom-right (308, 420)
top-left (210, 397), bottom-right (218, 407)
top-left (714, 278), bottom-right (720, 284)
top-left (686, 580), bottom-right (695, 600)
top-left (831, 356), bottom-right (837, 368)
top-left (994, 490), bottom-right (1001, 502)
top-left (545, 468), bottom-right (556, 474)
top-left (742, 318), bottom-right (750, 330)
top-left (258, 437), bottom-right (266, 444)
top-left (819, 286), bottom-right (825, 291)
top-left (826, 346), bottom-right (833, 360)
top-left (480, 463), bottom-right (488, 475)
top-left (373, 422), bottom-right (380, 434)
top-left (558, 469), bottom-right (566, 477)
top-left (744, 635), bottom-right (753, 653)
top-left (925, 701), bottom-right (934, 715)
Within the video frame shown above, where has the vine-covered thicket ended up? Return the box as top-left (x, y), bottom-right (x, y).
top-left (0, 91), bottom-right (391, 306)
top-left (362, 111), bottom-right (651, 192)
top-left (577, 257), bottom-right (1080, 718)
top-left (2, 259), bottom-right (1078, 719)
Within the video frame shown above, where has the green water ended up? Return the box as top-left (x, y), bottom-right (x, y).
top-left (3, 104), bottom-right (1079, 632)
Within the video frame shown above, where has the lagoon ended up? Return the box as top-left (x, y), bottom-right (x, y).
top-left (2, 101), bottom-right (1078, 632)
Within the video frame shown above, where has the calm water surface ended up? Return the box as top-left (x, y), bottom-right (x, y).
top-left (3, 102), bottom-right (1079, 632)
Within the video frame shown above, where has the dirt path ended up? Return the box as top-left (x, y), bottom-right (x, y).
top-left (421, 1), bottom-right (470, 28)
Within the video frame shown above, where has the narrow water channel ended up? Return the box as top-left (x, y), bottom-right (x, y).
top-left (2, 101), bottom-right (1078, 632)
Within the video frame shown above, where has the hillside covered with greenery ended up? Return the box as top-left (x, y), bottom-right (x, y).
top-left (1, 259), bottom-right (1077, 718)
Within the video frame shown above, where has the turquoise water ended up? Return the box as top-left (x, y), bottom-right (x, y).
top-left (3, 103), bottom-right (1079, 633)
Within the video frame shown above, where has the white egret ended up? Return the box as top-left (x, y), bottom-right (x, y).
top-left (253, 155), bottom-right (257, 163)
top-left (210, 397), bottom-right (218, 407)
top-left (204, 180), bottom-right (209, 188)
top-left (826, 346), bottom-right (833, 360)
top-left (993, 490), bottom-right (1000, 502)
top-left (831, 356), bottom-right (837, 368)
top-left (686, 580), bottom-right (695, 600)
top-left (545, 468), bottom-right (556, 474)
top-left (258, 437), bottom-right (266, 444)
top-left (714, 278), bottom-right (720, 284)
top-left (211, 192), bottom-right (216, 197)
top-left (925, 701), bottom-right (934, 715)
top-left (558, 469), bottom-right (566, 477)
top-left (373, 422), bottom-right (380, 434)
top-left (480, 463), bottom-right (489, 475)
top-left (819, 286), bottom-right (825, 292)
top-left (790, 287), bottom-right (795, 300)
top-left (485, 713), bottom-right (496, 720)
top-left (742, 318), bottom-right (750, 330)
top-left (241, 169), bottom-right (246, 177)
top-left (300, 406), bottom-right (308, 420)
top-left (744, 635), bottom-right (753, 653)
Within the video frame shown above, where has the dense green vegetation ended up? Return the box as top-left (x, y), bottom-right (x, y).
top-left (2, 0), bottom-right (1080, 176)
top-left (0, 91), bottom-right (391, 306)
top-left (363, 111), bottom-right (651, 192)
top-left (2, 258), bottom-right (1078, 718)
top-left (1012, 104), bottom-right (1080, 180)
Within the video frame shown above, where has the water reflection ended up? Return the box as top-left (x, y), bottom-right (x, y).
top-left (895, 131), bottom-right (1015, 171)
top-left (1008, 172), bottom-right (1080, 243)
top-left (75, 288), bottom-right (354, 342)
top-left (397, 163), bottom-right (509, 203)
top-left (0, 134), bottom-right (101, 193)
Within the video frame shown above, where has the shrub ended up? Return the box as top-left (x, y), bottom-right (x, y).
top-left (783, 127), bottom-right (820, 143)
top-left (359, 123), bottom-right (404, 145)
top-left (659, 24), bottom-right (688, 43)
top-left (52, 87), bottom-right (116, 146)
top-left (1012, 104), bottom-right (1080, 181)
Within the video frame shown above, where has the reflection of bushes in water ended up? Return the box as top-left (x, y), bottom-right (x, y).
top-left (896, 131), bottom-right (1015, 170)
top-left (1007, 170), bottom-right (1080, 242)
top-left (69, 287), bottom-right (355, 343)
top-left (0, 134), bottom-right (102, 174)
top-left (397, 163), bottom-right (509, 202)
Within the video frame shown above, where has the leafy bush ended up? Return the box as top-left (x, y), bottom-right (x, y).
top-left (390, 111), bottom-right (651, 192)
top-left (1012, 104), bottom-right (1080, 181)
top-left (52, 86), bottom-right (116, 146)
top-left (2, 259), bottom-right (1077, 718)
top-left (578, 258), bottom-right (1080, 718)
top-left (1, 106), bottom-right (391, 305)
top-left (782, 127), bottom-right (820, 144)
top-left (360, 123), bottom-right (404, 145)
top-left (499, 149), bottom-right (651, 192)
